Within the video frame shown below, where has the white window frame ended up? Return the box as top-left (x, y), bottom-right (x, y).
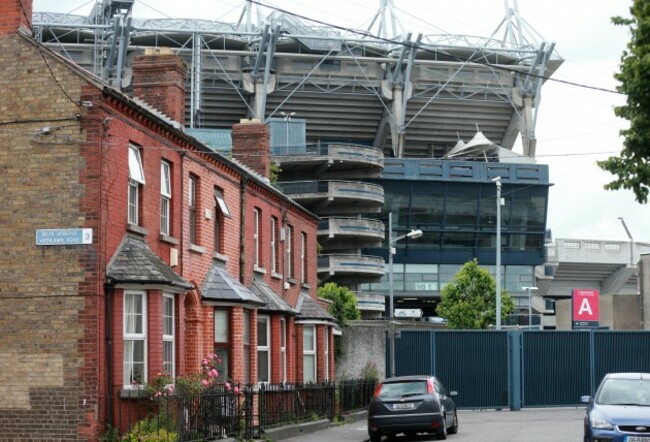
top-left (324, 327), bottom-right (330, 381)
top-left (301, 232), bottom-right (307, 284)
top-left (162, 294), bottom-right (175, 378)
top-left (123, 291), bottom-right (147, 388)
top-left (257, 316), bottom-right (271, 384)
top-left (128, 145), bottom-right (145, 226)
top-left (189, 175), bottom-right (198, 244)
top-left (128, 180), bottom-right (139, 225)
top-left (214, 188), bottom-right (231, 218)
top-left (160, 161), bottom-right (171, 235)
top-left (271, 217), bottom-right (278, 273)
top-left (280, 317), bottom-right (287, 383)
top-left (286, 226), bottom-right (293, 279)
top-left (254, 209), bottom-right (261, 267)
top-left (128, 145), bottom-right (146, 185)
top-left (303, 325), bottom-right (316, 383)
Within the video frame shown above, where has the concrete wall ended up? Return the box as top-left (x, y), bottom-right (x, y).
top-left (336, 321), bottom-right (387, 380)
top-left (336, 320), bottom-right (447, 380)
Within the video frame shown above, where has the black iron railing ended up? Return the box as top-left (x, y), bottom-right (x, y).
top-left (112, 379), bottom-right (376, 441)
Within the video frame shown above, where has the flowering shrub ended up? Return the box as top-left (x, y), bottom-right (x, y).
top-left (145, 372), bottom-right (174, 398)
top-left (199, 353), bottom-right (239, 394)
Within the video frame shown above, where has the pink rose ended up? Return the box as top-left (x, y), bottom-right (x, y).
top-left (225, 382), bottom-right (231, 391)
top-left (234, 386), bottom-right (239, 394)
top-left (202, 379), bottom-right (209, 387)
top-left (211, 368), bottom-right (219, 378)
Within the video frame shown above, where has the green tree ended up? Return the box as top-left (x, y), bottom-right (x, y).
top-left (597, 1), bottom-right (650, 203)
top-left (435, 259), bottom-right (515, 329)
top-left (318, 282), bottom-right (361, 359)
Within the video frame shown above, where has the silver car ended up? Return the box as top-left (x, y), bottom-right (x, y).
top-left (368, 375), bottom-right (459, 441)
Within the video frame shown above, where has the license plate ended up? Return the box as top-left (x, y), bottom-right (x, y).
top-left (392, 403), bottom-right (415, 410)
top-left (626, 437), bottom-right (650, 442)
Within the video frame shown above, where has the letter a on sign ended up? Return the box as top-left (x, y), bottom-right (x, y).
top-left (578, 298), bottom-right (593, 316)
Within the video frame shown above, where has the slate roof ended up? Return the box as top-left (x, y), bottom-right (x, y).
top-left (250, 278), bottom-right (298, 314)
top-left (107, 235), bottom-right (193, 290)
top-left (295, 291), bottom-right (335, 322)
top-left (202, 263), bottom-right (264, 305)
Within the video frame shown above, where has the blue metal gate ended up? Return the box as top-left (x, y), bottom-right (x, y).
top-left (391, 329), bottom-right (650, 409)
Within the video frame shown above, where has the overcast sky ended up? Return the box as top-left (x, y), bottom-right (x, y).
top-left (33, 0), bottom-right (650, 243)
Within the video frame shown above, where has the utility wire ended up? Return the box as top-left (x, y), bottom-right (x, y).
top-left (250, 0), bottom-right (623, 95)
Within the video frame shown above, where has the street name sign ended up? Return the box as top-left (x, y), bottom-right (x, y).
top-left (36, 228), bottom-right (93, 246)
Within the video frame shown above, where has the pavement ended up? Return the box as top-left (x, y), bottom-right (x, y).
top-left (268, 407), bottom-right (586, 442)
top-left (220, 410), bottom-right (367, 442)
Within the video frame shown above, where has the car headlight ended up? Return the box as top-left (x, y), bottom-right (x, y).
top-left (590, 412), bottom-right (613, 430)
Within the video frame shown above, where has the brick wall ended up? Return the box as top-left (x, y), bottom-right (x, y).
top-left (232, 121), bottom-right (271, 179)
top-left (132, 48), bottom-right (187, 126)
top-left (0, 0), bottom-right (31, 35)
top-left (0, 33), bottom-right (101, 440)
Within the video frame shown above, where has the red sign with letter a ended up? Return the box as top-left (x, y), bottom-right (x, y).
top-left (572, 288), bottom-right (600, 329)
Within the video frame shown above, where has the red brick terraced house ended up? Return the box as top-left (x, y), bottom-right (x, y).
top-left (0, 0), bottom-right (335, 440)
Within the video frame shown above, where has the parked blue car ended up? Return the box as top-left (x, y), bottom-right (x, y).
top-left (582, 373), bottom-right (650, 442)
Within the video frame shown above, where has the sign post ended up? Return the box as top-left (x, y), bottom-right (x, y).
top-left (572, 288), bottom-right (600, 329)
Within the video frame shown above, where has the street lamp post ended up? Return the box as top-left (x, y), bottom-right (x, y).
top-left (280, 111), bottom-right (295, 152)
top-left (618, 217), bottom-right (634, 267)
top-left (522, 286), bottom-right (538, 328)
top-left (493, 177), bottom-right (502, 330)
top-left (388, 212), bottom-right (422, 378)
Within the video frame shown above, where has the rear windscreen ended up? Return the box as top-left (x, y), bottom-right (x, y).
top-left (379, 381), bottom-right (427, 398)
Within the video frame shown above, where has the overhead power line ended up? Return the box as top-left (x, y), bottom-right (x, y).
top-left (249, 0), bottom-right (623, 95)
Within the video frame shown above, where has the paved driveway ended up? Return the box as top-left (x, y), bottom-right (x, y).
top-left (280, 407), bottom-right (586, 442)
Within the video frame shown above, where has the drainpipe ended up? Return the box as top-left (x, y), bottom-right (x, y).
top-left (180, 152), bottom-right (186, 275)
top-left (240, 177), bottom-right (248, 284)
top-left (104, 281), bottom-right (114, 428)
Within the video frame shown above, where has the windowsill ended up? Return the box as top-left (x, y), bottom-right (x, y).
top-left (127, 224), bottom-right (148, 236)
top-left (159, 234), bottom-right (179, 245)
top-left (254, 266), bottom-right (267, 275)
top-left (301, 282), bottom-right (311, 289)
top-left (119, 388), bottom-right (150, 399)
top-left (213, 252), bottom-right (229, 262)
top-left (271, 272), bottom-right (283, 280)
top-left (189, 244), bottom-right (206, 254)
top-left (287, 278), bottom-right (298, 286)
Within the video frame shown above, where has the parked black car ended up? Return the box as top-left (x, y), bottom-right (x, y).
top-left (367, 375), bottom-right (458, 441)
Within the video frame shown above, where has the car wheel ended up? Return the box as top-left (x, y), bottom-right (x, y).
top-left (448, 411), bottom-right (458, 434)
top-left (368, 430), bottom-right (381, 442)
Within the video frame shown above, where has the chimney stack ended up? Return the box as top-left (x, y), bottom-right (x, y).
top-left (1, 0), bottom-right (32, 36)
top-left (232, 120), bottom-right (271, 179)
top-left (132, 48), bottom-right (187, 126)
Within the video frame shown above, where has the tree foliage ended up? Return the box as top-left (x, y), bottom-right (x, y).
top-left (318, 282), bottom-right (361, 360)
top-left (597, 1), bottom-right (650, 203)
top-left (318, 282), bottom-right (361, 326)
top-left (435, 259), bottom-right (515, 329)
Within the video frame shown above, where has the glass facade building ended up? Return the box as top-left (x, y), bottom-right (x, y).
top-left (359, 158), bottom-right (550, 317)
